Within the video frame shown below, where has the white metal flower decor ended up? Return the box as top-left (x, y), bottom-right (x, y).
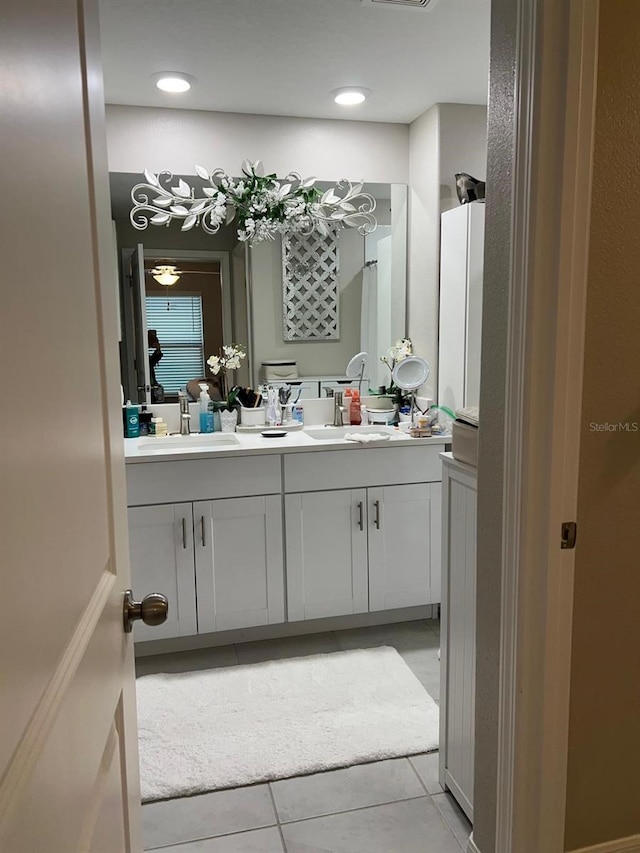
top-left (130, 159), bottom-right (377, 244)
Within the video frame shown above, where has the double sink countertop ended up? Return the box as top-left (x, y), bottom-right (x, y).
top-left (124, 425), bottom-right (449, 464)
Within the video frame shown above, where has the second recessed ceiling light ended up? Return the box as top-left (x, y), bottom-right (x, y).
top-left (154, 72), bottom-right (194, 93)
top-left (332, 87), bottom-right (371, 106)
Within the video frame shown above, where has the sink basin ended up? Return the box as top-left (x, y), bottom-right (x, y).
top-left (135, 433), bottom-right (240, 451)
top-left (304, 426), bottom-right (398, 442)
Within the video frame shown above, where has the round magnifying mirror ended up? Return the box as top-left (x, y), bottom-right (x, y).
top-left (345, 351), bottom-right (368, 379)
top-left (391, 356), bottom-right (430, 391)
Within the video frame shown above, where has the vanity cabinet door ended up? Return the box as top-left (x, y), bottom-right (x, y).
top-left (127, 503), bottom-right (198, 640)
top-left (194, 496), bottom-right (285, 633)
top-left (367, 484), bottom-right (438, 611)
top-left (285, 489), bottom-right (369, 621)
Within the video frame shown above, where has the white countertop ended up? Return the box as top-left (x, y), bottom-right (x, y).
top-left (124, 427), bottom-right (449, 464)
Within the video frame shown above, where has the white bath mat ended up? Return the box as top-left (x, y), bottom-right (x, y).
top-left (136, 646), bottom-right (439, 802)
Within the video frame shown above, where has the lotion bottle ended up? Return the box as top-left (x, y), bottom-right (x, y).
top-left (199, 384), bottom-right (215, 433)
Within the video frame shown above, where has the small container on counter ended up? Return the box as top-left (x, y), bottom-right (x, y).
top-left (150, 416), bottom-right (168, 436)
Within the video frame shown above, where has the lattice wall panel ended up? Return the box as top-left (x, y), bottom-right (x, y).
top-left (282, 230), bottom-right (340, 341)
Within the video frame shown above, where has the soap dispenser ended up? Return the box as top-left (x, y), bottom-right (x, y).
top-left (199, 383), bottom-right (215, 433)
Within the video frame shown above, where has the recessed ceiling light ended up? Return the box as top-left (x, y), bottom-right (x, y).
top-left (331, 87), bottom-right (371, 106)
top-left (153, 72), bottom-right (194, 93)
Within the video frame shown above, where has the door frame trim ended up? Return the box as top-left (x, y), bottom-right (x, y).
top-left (495, 1), bottom-right (599, 851)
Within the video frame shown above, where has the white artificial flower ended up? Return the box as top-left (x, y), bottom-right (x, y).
top-left (207, 355), bottom-right (221, 374)
top-left (389, 338), bottom-right (413, 362)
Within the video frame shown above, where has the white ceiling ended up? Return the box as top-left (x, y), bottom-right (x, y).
top-left (99, 0), bottom-right (490, 124)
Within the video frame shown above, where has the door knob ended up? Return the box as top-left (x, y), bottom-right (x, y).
top-left (123, 589), bottom-right (169, 633)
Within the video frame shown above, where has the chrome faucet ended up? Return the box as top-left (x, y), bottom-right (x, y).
top-left (178, 391), bottom-right (191, 436)
top-left (332, 391), bottom-right (347, 427)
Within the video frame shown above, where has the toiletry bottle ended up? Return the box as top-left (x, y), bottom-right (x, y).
top-left (207, 398), bottom-right (218, 432)
top-left (199, 383), bottom-right (215, 433)
top-left (139, 405), bottom-right (153, 436)
top-left (266, 387), bottom-right (279, 426)
top-left (344, 388), bottom-right (353, 416)
top-left (293, 404), bottom-right (304, 425)
top-left (123, 401), bottom-right (140, 438)
top-left (350, 390), bottom-right (362, 425)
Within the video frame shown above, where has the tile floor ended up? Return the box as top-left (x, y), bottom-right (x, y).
top-left (138, 619), bottom-right (472, 852)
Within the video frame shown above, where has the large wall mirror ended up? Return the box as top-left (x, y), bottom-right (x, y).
top-left (111, 172), bottom-right (407, 403)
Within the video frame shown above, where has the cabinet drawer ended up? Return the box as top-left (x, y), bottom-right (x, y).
top-left (126, 455), bottom-right (281, 506)
top-left (284, 446), bottom-right (443, 493)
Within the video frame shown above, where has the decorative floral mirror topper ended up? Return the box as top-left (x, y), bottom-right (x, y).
top-left (130, 160), bottom-right (377, 244)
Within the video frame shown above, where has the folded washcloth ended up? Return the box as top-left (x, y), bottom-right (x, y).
top-left (344, 432), bottom-right (392, 444)
top-left (455, 405), bottom-right (479, 428)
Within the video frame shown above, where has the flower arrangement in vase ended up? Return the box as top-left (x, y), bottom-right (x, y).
top-left (380, 338), bottom-right (414, 409)
top-left (207, 344), bottom-right (246, 416)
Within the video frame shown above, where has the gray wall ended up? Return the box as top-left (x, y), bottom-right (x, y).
top-left (249, 228), bottom-right (365, 378)
top-left (106, 105), bottom-right (410, 185)
top-left (407, 103), bottom-right (487, 399)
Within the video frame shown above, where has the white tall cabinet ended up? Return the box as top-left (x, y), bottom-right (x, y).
top-left (439, 453), bottom-right (477, 822)
top-left (438, 202), bottom-right (485, 413)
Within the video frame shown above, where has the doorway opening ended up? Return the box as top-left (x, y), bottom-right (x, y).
top-left (103, 0), bottom-right (489, 849)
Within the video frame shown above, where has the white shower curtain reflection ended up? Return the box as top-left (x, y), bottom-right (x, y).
top-left (363, 227), bottom-right (393, 389)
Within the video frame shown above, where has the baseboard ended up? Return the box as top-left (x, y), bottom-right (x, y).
top-left (466, 834), bottom-right (481, 853)
top-left (568, 835), bottom-right (640, 853)
top-left (135, 605), bottom-right (437, 657)
top-left (465, 830), bottom-right (640, 853)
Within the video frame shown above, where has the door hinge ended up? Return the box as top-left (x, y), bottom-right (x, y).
top-left (561, 521), bottom-right (577, 550)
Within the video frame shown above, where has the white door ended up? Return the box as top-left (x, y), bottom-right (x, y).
top-left (194, 496), bottom-right (285, 632)
top-left (128, 504), bottom-right (198, 640)
top-left (285, 490), bottom-right (369, 621)
top-left (1, 0), bottom-right (145, 850)
top-left (131, 243), bottom-right (151, 406)
top-left (368, 484), bottom-right (435, 611)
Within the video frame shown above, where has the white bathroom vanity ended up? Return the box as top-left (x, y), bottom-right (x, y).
top-left (125, 429), bottom-right (447, 650)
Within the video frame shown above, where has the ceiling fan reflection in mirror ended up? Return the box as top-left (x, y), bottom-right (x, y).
top-left (146, 263), bottom-right (223, 286)
top-left (149, 265), bottom-right (182, 286)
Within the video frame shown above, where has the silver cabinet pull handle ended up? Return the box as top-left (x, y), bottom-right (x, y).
top-left (181, 517), bottom-right (187, 549)
top-left (357, 501), bottom-right (364, 531)
top-left (201, 515), bottom-right (206, 546)
top-left (374, 500), bottom-right (381, 529)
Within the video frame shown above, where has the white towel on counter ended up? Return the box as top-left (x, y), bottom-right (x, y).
top-left (344, 432), bottom-right (392, 444)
